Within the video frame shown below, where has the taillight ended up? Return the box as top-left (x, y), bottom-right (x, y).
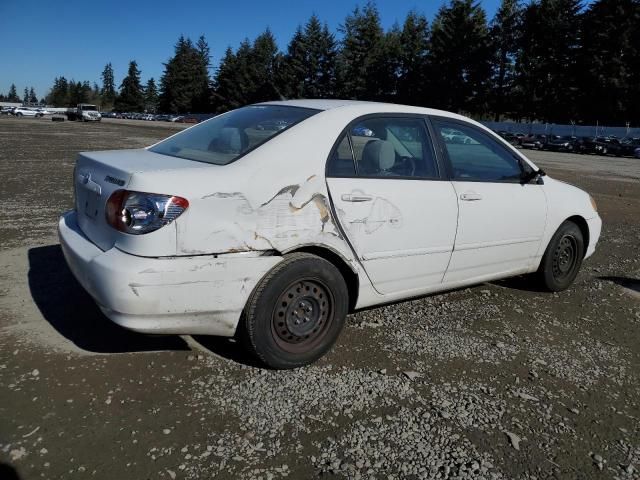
top-left (105, 190), bottom-right (189, 235)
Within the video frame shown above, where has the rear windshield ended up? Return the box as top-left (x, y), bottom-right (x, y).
top-left (149, 105), bottom-right (319, 165)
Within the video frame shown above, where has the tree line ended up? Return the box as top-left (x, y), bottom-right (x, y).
top-left (4, 0), bottom-right (640, 124)
top-left (0, 84), bottom-right (41, 104)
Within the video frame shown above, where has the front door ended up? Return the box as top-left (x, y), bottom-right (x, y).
top-left (431, 118), bottom-right (547, 283)
top-left (326, 116), bottom-right (459, 295)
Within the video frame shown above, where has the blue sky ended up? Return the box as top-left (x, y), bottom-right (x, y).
top-left (0, 0), bottom-right (505, 99)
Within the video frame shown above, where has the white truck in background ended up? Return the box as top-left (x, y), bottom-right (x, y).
top-left (66, 104), bottom-right (101, 121)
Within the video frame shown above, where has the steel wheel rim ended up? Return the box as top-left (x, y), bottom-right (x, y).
top-left (271, 279), bottom-right (334, 354)
top-left (552, 234), bottom-right (577, 280)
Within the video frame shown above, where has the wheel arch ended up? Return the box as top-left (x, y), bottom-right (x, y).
top-left (283, 245), bottom-right (360, 312)
top-left (565, 215), bottom-right (590, 258)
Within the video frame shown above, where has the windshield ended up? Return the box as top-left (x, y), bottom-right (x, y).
top-left (149, 105), bottom-right (319, 165)
top-left (82, 105), bottom-right (97, 111)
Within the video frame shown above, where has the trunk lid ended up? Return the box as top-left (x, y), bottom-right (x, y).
top-left (74, 148), bottom-right (206, 251)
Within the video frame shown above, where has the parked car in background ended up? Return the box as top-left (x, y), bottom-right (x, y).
top-left (58, 99), bottom-right (601, 369)
top-left (634, 147), bottom-right (640, 159)
top-left (573, 137), bottom-right (599, 154)
top-left (495, 131), bottom-right (519, 146)
top-left (618, 137), bottom-right (640, 157)
top-left (544, 135), bottom-right (578, 152)
top-left (12, 107), bottom-right (44, 117)
top-left (520, 134), bottom-right (547, 150)
top-left (180, 115), bottom-right (199, 124)
top-left (0, 106), bottom-right (14, 115)
top-left (594, 136), bottom-right (623, 156)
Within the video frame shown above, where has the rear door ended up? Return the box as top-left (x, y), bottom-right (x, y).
top-left (326, 115), bottom-right (459, 295)
top-left (431, 118), bottom-right (547, 283)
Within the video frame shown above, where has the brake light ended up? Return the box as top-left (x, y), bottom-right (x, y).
top-left (105, 190), bottom-right (189, 235)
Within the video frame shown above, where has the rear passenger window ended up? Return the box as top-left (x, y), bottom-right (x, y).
top-left (326, 134), bottom-right (356, 177)
top-left (327, 117), bottom-right (439, 179)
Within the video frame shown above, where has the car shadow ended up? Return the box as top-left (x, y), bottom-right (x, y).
top-left (191, 334), bottom-right (265, 369)
top-left (490, 274), bottom-right (548, 293)
top-left (27, 245), bottom-right (189, 353)
top-left (0, 463), bottom-right (22, 480)
top-left (598, 275), bottom-right (640, 292)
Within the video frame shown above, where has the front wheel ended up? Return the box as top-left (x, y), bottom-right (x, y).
top-left (241, 253), bottom-right (348, 369)
top-left (537, 221), bottom-right (584, 291)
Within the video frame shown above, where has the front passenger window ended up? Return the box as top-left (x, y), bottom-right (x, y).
top-left (433, 120), bottom-right (523, 182)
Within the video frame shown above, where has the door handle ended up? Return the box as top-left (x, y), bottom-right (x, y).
top-left (460, 192), bottom-right (482, 201)
top-left (341, 193), bottom-right (373, 202)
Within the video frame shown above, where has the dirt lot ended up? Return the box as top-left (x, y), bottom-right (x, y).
top-left (0, 116), bottom-right (638, 480)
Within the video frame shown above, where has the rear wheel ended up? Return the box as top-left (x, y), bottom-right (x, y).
top-left (241, 253), bottom-right (348, 369)
top-left (537, 221), bottom-right (584, 291)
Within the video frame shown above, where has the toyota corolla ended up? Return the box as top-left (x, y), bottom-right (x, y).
top-left (58, 100), bottom-right (602, 368)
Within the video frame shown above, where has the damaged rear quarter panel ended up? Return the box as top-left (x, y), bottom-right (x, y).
top-left (151, 112), bottom-right (363, 267)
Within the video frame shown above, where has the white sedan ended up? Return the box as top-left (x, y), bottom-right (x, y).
top-left (58, 100), bottom-right (601, 368)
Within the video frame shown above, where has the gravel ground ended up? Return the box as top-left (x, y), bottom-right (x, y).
top-left (0, 116), bottom-right (639, 480)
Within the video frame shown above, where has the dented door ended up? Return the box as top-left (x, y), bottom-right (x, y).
top-left (328, 177), bottom-right (458, 294)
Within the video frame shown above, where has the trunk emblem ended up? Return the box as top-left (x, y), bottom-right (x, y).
top-left (104, 175), bottom-right (125, 186)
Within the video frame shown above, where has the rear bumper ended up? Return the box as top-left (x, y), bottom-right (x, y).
top-left (58, 211), bottom-right (282, 336)
top-left (585, 215), bottom-right (602, 259)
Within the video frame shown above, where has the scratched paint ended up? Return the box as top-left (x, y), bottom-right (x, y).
top-left (178, 174), bottom-right (348, 258)
top-left (350, 197), bottom-right (403, 234)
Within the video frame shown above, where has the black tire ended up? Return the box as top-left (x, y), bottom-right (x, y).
top-left (16, 113), bottom-right (22, 117)
top-left (537, 221), bottom-right (585, 291)
top-left (241, 253), bottom-right (348, 369)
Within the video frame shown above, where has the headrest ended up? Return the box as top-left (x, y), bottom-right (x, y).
top-left (361, 139), bottom-right (395, 173)
top-left (210, 127), bottom-right (247, 154)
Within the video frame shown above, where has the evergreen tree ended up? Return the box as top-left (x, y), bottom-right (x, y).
top-left (67, 80), bottom-right (91, 106)
top-left (249, 29), bottom-right (282, 102)
top-left (378, 22), bottom-right (403, 102)
top-left (47, 77), bottom-right (69, 106)
top-left (101, 62), bottom-right (116, 107)
top-left (577, 0), bottom-right (639, 123)
top-left (7, 84), bottom-right (19, 102)
top-left (115, 60), bottom-right (145, 111)
top-left (337, 2), bottom-right (386, 100)
top-left (396, 11), bottom-right (430, 105)
top-left (23, 87), bottom-right (29, 104)
top-left (28, 87), bottom-right (38, 104)
top-left (489, 0), bottom-right (523, 120)
top-left (280, 15), bottom-right (338, 99)
top-left (516, 0), bottom-right (582, 122)
top-left (144, 77), bottom-right (159, 112)
top-left (195, 35), bottom-right (212, 111)
top-left (428, 0), bottom-right (492, 115)
top-left (280, 26), bottom-right (307, 98)
top-left (159, 35), bottom-right (211, 113)
top-left (626, 1), bottom-right (640, 123)
top-left (212, 45), bottom-right (249, 112)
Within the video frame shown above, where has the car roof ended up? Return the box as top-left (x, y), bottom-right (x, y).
top-left (256, 99), bottom-right (470, 120)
